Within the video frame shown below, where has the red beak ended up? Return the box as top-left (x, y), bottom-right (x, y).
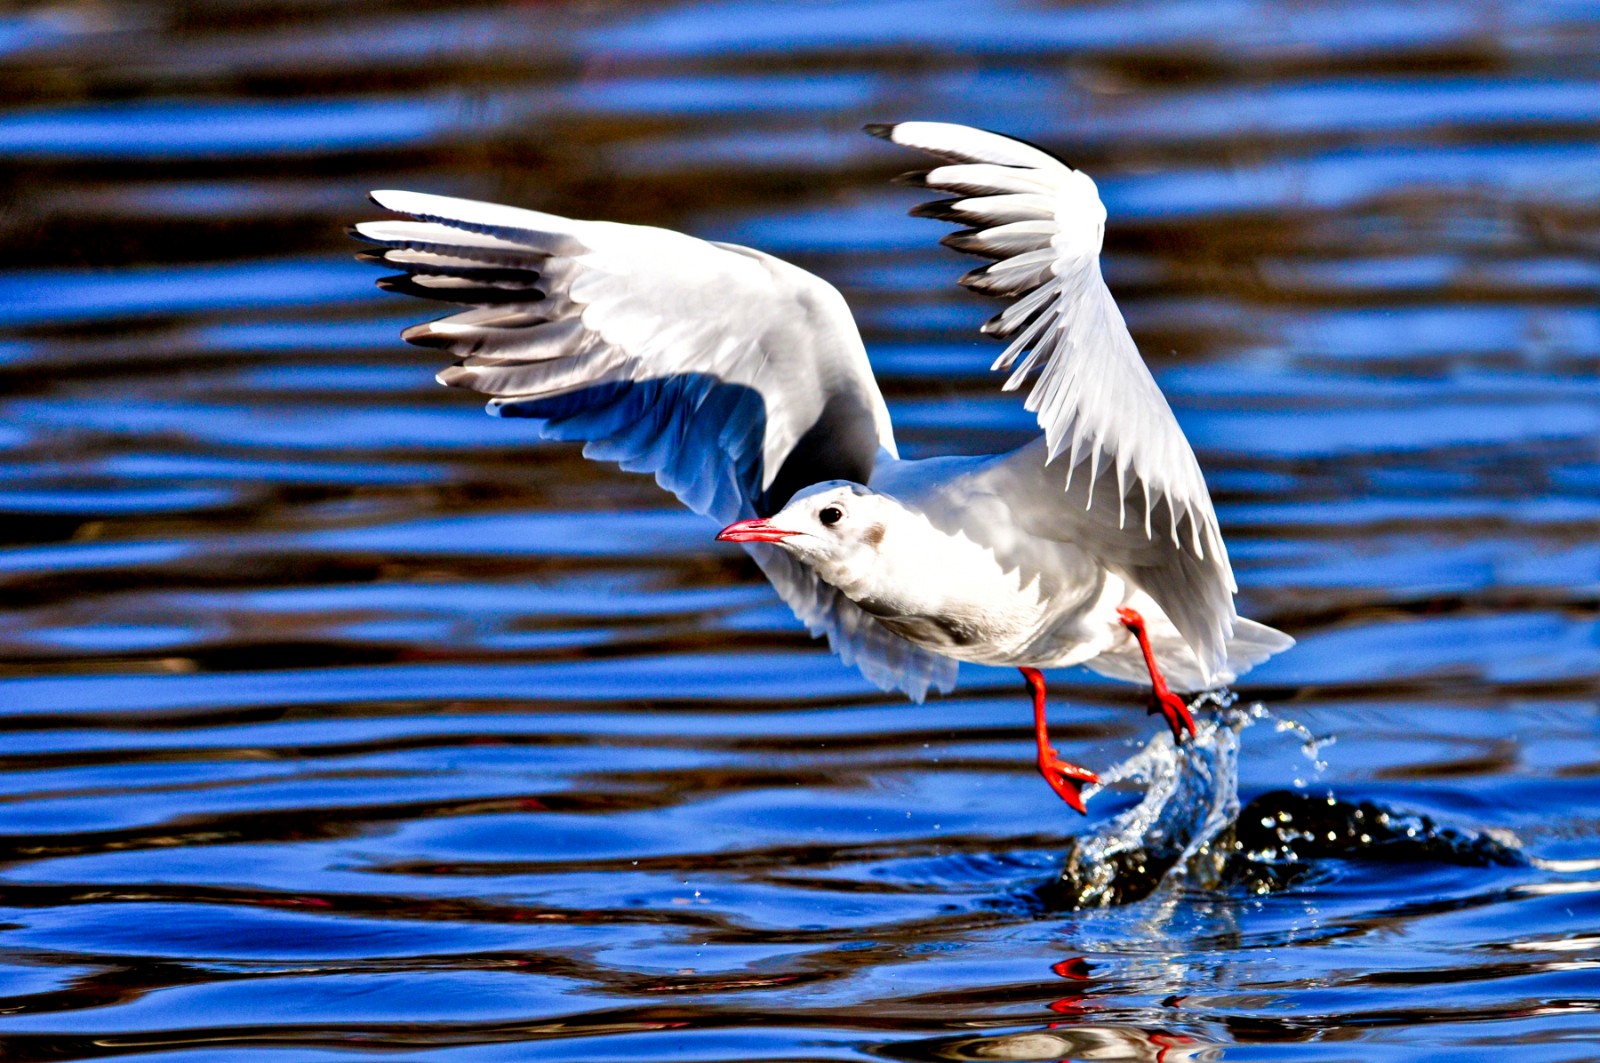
top-left (716, 517), bottom-right (799, 544)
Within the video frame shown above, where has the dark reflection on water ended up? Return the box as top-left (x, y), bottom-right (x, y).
top-left (1, 1), bottom-right (1598, 1060)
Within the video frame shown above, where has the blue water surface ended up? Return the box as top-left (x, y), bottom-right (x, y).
top-left (0, 1), bottom-right (1597, 1060)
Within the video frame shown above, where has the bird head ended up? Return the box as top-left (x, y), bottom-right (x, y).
top-left (716, 481), bottom-right (896, 588)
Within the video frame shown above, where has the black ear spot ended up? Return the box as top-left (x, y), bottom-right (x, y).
top-left (819, 505), bottom-right (843, 527)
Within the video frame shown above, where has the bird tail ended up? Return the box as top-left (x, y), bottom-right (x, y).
top-left (1082, 614), bottom-right (1292, 691)
top-left (1220, 617), bottom-right (1294, 681)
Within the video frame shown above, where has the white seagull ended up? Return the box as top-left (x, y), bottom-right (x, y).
top-left (356, 121), bottom-right (1294, 813)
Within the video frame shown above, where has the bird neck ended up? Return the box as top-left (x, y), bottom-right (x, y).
top-left (821, 511), bottom-right (1003, 621)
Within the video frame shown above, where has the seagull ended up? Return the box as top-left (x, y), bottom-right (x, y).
top-left (355, 121), bottom-right (1294, 814)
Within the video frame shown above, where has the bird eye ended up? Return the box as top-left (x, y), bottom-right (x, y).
top-left (819, 506), bottom-right (843, 527)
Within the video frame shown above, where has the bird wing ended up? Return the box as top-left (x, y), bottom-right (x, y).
top-left (357, 189), bottom-right (954, 700)
top-left (871, 122), bottom-right (1237, 680)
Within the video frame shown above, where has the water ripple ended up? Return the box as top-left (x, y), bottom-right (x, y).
top-left (0, 0), bottom-right (1596, 1059)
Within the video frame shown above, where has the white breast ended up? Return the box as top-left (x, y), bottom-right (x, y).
top-left (832, 503), bottom-right (1117, 668)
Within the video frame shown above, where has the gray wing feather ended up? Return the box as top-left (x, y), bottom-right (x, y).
top-left (959, 440), bottom-right (1237, 679)
top-left (357, 189), bottom-right (954, 700)
top-left (873, 122), bottom-right (1238, 680)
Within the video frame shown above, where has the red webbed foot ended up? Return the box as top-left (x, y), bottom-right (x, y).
top-left (1021, 667), bottom-right (1100, 815)
top-left (1037, 748), bottom-right (1101, 814)
top-left (1153, 687), bottom-right (1196, 744)
top-left (1115, 606), bottom-right (1198, 745)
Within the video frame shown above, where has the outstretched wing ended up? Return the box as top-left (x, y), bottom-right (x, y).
top-left (356, 190), bottom-right (955, 699)
top-left (870, 122), bottom-right (1238, 680)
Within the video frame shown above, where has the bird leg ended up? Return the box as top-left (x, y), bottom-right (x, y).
top-left (1115, 606), bottom-right (1195, 743)
top-left (1020, 667), bottom-right (1100, 814)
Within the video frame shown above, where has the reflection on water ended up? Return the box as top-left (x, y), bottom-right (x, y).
top-left (1, 0), bottom-right (1598, 1060)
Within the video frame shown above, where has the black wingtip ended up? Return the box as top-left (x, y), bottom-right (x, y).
top-left (891, 170), bottom-right (931, 188)
top-left (862, 122), bottom-right (896, 140)
top-left (958, 263), bottom-right (992, 289)
top-left (981, 308), bottom-right (1024, 338)
top-left (400, 319), bottom-right (457, 350)
top-left (940, 228), bottom-right (1005, 260)
top-left (909, 198), bottom-right (967, 223)
top-left (380, 275), bottom-right (547, 305)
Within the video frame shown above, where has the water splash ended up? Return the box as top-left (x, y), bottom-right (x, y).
top-left (1273, 714), bottom-right (1335, 787)
top-left (1037, 696), bottom-right (1524, 911)
top-left (1039, 691), bottom-right (1258, 909)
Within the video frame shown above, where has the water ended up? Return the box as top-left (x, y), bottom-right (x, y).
top-left (2, 1), bottom-right (1598, 1059)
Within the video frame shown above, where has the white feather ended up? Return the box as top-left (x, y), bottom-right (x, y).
top-left (360, 188), bottom-right (952, 699)
top-left (362, 125), bottom-right (1291, 699)
top-left (880, 121), bottom-right (1240, 681)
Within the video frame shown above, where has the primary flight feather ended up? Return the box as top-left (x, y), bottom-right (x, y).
top-left (355, 121), bottom-right (1294, 813)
